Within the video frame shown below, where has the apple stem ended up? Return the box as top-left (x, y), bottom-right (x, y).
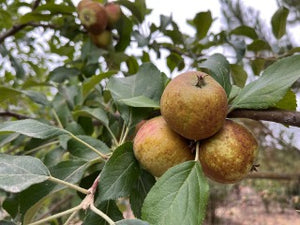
top-left (194, 141), bottom-right (200, 161)
top-left (195, 74), bottom-right (207, 88)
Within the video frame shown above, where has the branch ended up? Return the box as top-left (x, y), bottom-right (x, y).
top-left (0, 111), bottom-right (31, 120)
top-left (228, 109), bottom-right (300, 127)
top-left (247, 172), bottom-right (300, 180)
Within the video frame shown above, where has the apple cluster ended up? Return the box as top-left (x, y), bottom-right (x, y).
top-left (77, 0), bottom-right (122, 48)
top-left (133, 71), bottom-right (258, 184)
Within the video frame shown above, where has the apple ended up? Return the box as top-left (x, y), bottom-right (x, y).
top-left (160, 71), bottom-right (228, 140)
top-left (133, 116), bottom-right (194, 177)
top-left (90, 30), bottom-right (112, 48)
top-left (199, 119), bottom-right (258, 184)
top-left (77, 0), bottom-right (108, 34)
top-left (105, 2), bottom-right (122, 28)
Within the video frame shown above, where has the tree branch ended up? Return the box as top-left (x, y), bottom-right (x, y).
top-left (228, 109), bottom-right (300, 127)
top-left (247, 172), bottom-right (300, 180)
top-left (0, 111), bottom-right (31, 120)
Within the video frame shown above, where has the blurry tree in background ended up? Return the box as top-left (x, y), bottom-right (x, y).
top-left (0, 0), bottom-right (300, 224)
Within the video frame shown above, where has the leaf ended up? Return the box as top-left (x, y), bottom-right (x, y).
top-left (199, 53), bottom-right (232, 96)
top-left (230, 64), bottom-right (247, 88)
top-left (0, 154), bottom-right (50, 193)
top-left (275, 89), bottom-right (297, 110)
top-left (192, 11), bottom-right (213, 40)
top-left (22, 90), bottom-right (49, 106)
top-left (230, 25), bottom-right (258, 39)
top-left (130, 170), bottom-right (156, 218)
top-left (230, 55), bottom-right (300, 110)
top-left (115, 14), bottom-right (133, 51)
top-left (107, 63), bottom-right (163, 105)
top-left (19, 12), bottom-right (52, 24)
top-left (119, 0), bottom-right (147, 23)
top-left (0, 119), bottom-right (67, 139)
top-left (73, 107), bottom-right (109, 127)
top-left (82, 71), bottom-right (117, 98)
top-left (251, 58), bottom-right (266, 75)
top-left (49, 66), bottom-right (81, 82)
top-left (119, 96), bottom-right (160, 108)
top-left (67, 135), bottom-right (110, 161)
top-left (247, 39), bottom-right (271, 52)
top-left (0, 221), bottom-right (17, 225)
top-left (116, 219), bottom-right (150, 225)
top-left (96, 142), bottom-right (140, 203)
top-left (0, 86), bottom-right (21, 103)
top-left (83, 200), bottom-right (123, 225)
top-left (271, 7), bottom-right (289, 39)
top-left (167, 52), bottom-right (185, 72)
top-left (142, 161), bottom-right (209, 225)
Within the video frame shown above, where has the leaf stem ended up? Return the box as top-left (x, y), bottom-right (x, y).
top-left (63, 210), bottom-right (79, 225)
top-left (194, 141), bottom-right (200, 162)
top-left (105, 125), bottom-right (118, 147)
top-left (25, 140), bottom-right (60, 155)
top-left (67, 131), bottom-right (109, 160)
top-left (48, 176), bottom-right (89, 194)
top-left (90, 203), bottom-right (115, 225)
top-left (28, 204), bottom-right (81, 225)
top-left (52, 109), bottom-right (64, 129)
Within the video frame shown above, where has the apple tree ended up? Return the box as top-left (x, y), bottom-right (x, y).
top-left (0, 0), bottom-right (300, 224)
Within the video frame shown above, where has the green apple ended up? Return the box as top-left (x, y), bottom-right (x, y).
top-left (77, 0), bottom-right (108, 34)
top-left (160, 71), bottom-right (228, 140)
top-left (90, 30), bottom-right (112, 48)
top-left (199, 119), bottom-right (258, 184)
top-left (105, 2), bottom-right (122, 28)
top-left (133, 116), bottom-right (194, 177)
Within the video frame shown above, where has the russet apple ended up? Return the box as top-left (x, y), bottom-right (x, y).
top-left (77, 0), bottom-right (108, 34)
top-left (105, 2), bottom-right (122, 28)
top-left (133, 116), bottom-right (194, 177)
top-left (199, 119), bottom-right (258, 184)
top-left (160, 71), bottom-right (228, 140)
top-left (90, 30), bottom-right (112, 48)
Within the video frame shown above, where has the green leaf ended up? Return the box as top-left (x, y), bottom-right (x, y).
top-left (0, 154), bottom-right (50, 193)
top-left (96, 142), bottom-right (140, 202)
top-left (126, 56), bottom-right (139, 75)
top-left (119, 96), bottom-right (160, 108)
top-left (107, 63), bottom-right (163, 105)
top-left (230, 64), bottom-right (247, 88)
top-left (199, 53), bottom-right (232, 96)
top-left (0, 119), bottom-right (67, 139)
top-left (119, 0), bottom-right (146, 23)
top-left (167, 52), bottom-right (185, 72)
top-left (49, 66), bottom-right (81, 82)
top-left (22, 90), bottom-right (49, 106)
top-left (115, 14), bottom-right (133, 51)
top-left (83, 200), bottom-right (123, 225)
top-left (142, 161), bottom-right (209, 225)
top-left (192, 11), bottom-right (213, 40)
top-left (36, 3), bottom-right (75, 14)
top-left (275, 89), bottom-right (297, 110)
top-left (230, 25), bottom-right (258, 39)
top-left (271, 7), bottom-right (289, 39)
top-left (116, 219), bottom-right (150, 225)
top-left (0, 221), bottom-right (16, 225)
top-left (230, 55), bottom-right (300, 110)
top-left (247, 39), bottom-right (271, 52)
top-left (0, 86), bottom-right (21, 103)
top-left (67, 135), bottom-right (110, 161)
top-left (251, 58), bottom-right (266, 75)
top-left (73, 107), bottom-right (109, 127)
top-left (82, 71), bottom-right (117, 98)
top-left (19, 12), bottom-right (53, 24)
top-left (130, 170), bottom-right (156, 218)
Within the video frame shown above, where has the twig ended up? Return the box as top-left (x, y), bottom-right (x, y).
top-left (228, 109), bottom-right (300, 127)
top-left (0, 111), bottom-right (31, 120)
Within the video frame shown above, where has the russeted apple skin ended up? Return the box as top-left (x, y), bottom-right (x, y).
top-left (160, 71), bottom-right (228, 141)
top-left (133, 116), bottom-right (194, 177)
top-left (105, 2), bottom-right (122, 28)
top-left (90, 30), bottom-right (112, 48)
top-left (77, 0), bottom-right (108, 34)
top-left (199, 119), bottom-right (258, 184)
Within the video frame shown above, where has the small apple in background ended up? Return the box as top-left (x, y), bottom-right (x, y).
top-left (105, 2), bottom-right (122, 28)
top-left (199, 119), bottom-right (258, 184)
top-left (133, 116), bottom-right (194, 177)
top-left (160, 71), bottom-right (228, 141)
top-left (77, 0), bottom-right (108, 34)
top-left (90, 30), bottom-right (112, 48)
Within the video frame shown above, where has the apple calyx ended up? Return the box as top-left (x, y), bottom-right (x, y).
top-left (195, 74), bottom-right (207, 88)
